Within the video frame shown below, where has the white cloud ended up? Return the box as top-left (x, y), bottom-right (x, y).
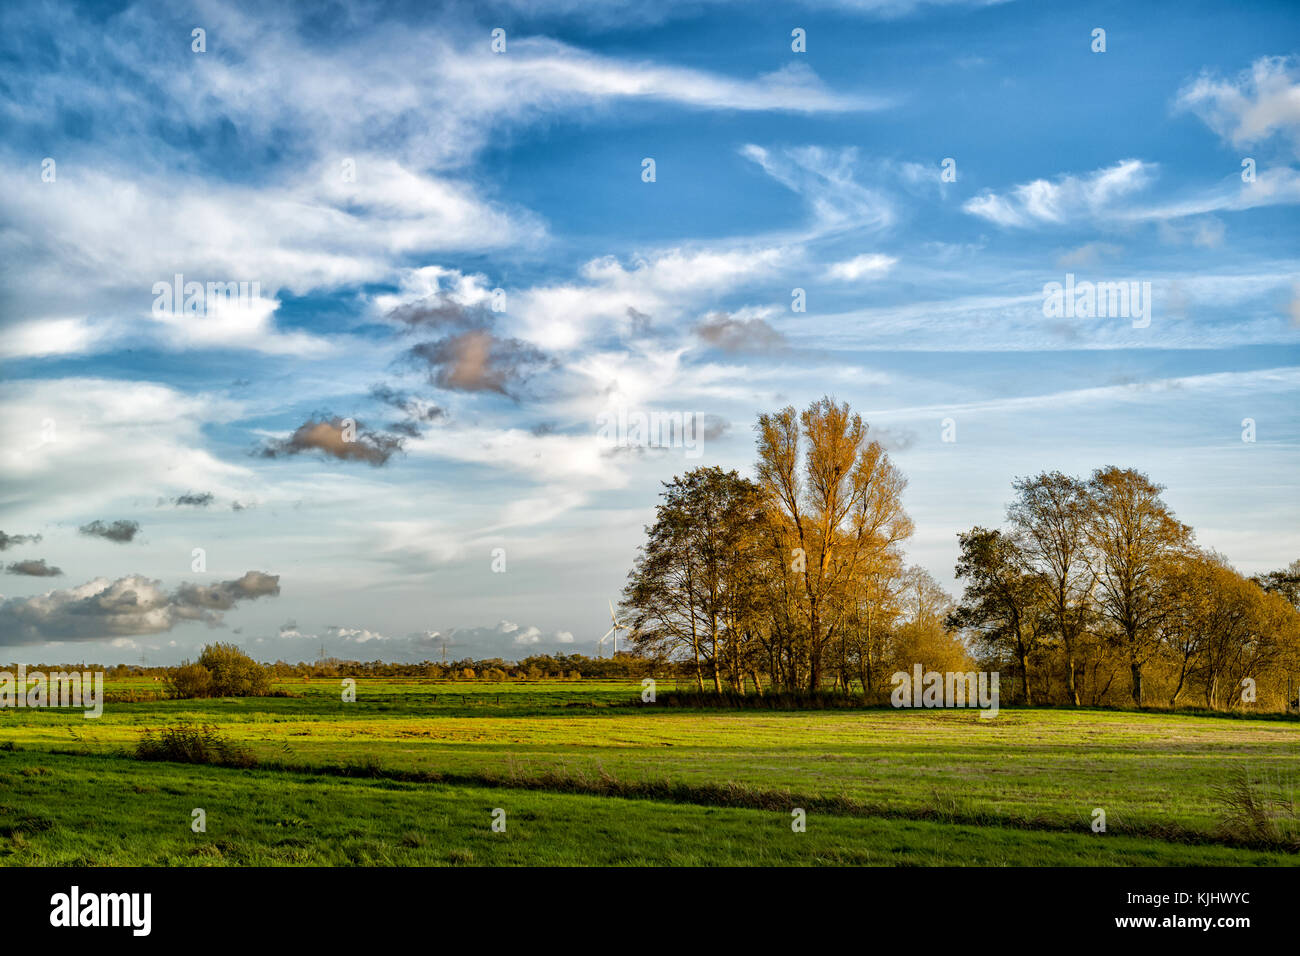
top-left (0, 378), bottom-right (252, 522)
top-left (0, 157), bottom-right (538, 331)
top-left (826, 253), bottom-right (898, 281)
top-left (963, 160), bottom-right (1157, 227)
top-left (741, 144), bottom-right (895, 236)
top-left (0, 318), bottom-right (108, 359)
top-left (1176, 56), bottom-right (1300, 155)
top-left (512, 246), bottom-right (793, 350)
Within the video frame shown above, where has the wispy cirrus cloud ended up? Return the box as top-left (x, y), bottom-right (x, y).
top-left (740, 144), bottom-right (896, 236)
top-left (962, 159), bottom-right (1158, 228)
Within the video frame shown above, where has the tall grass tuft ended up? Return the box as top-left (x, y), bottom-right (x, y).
top-left (1213, 768), bottom-right (1300, 849)
top-left (134, 723), bottom-right (257, 768)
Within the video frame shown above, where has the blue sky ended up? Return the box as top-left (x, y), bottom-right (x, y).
top-left (1, 0), bottom-right (1297, 663)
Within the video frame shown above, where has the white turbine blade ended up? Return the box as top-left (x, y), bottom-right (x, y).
top-left (600, 627), bottom-right (615, 641)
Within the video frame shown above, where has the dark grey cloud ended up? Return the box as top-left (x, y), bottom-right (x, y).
top-left (387, 295), bottom-right (492, 332)
top-left (173, 570), bottom-right (281, 610)
top-left (387, 420), bottom-right (422, 438)
top-left (701, 414), bottom-right (730, 442)
top-left (695, 312), bottom-right (787, 353)
top-left (174, 491), bottom-right (215, 507)
top-left (0, 531), bottom-right (42, 551)
top-left (79, 519), bottom-right (141, 543)
top-left (258, 417), bottom-right (404, 466)
top-left (5, 558), bottom-right (63, 577)
top-left (0, 570), bottom-right (281, 644)
top-left (410, 330), bottom-right (548, 396)
top-left (370, 385), bottom-right (445, 423)
top-left (627, 306), bottom-right (653, 336)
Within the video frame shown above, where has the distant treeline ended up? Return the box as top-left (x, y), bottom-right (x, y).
top-left (10, 653), bottom-right (657, 681)
top-left (618, 396), bottom-right (1300, 711)
top-left (262, 653), bottom-right (656, 680)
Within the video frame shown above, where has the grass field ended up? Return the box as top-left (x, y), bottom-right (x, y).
top-left (2, 678), bottom-right (1297, 866)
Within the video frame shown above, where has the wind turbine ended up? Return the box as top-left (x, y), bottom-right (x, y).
top-left (598, 600), bottom-right (624, 658)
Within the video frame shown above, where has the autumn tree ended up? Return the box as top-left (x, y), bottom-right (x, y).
top-left (1007, 472), bottom-right (1095, 705)
top-left (1084, 467), bottom-right (1192, 706)
top-left (621, 467), bottom-right (764, 692)
top-left (755, 397), bottom-right (913, 692)
top-left (948, 526), bottom-right (1043, 704)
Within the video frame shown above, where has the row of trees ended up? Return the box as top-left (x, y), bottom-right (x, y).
top-left (262, 654), bottom-right (652, 680)
top-left (166, 647), bottom-right (658, 697)
top-left (950, 478), bottom-right (1300, 708)
top-left (622, 397), bottom-right (965, 696)
top-left (620, 396), bottom-right (1300, 710)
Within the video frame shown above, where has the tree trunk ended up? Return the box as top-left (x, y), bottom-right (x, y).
top-left (1017, 647), bottom-right (1033, 705)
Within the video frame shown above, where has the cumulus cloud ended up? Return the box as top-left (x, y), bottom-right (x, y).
top-left (387, 295), bottom-right (494, 332)
top-left (325, 625), bottom-right (386, 644)
top-left (695, 312), bottom-right (787, 353)
top-left (1176, 56), bottom-right (1300, 156)
top-left (0, 570), bottom-right (281, 644)
top-left (79, 519), bottom-right (141, 543)
top-left (172, 571), bottom-right (282, 611)
top-left (438, 619), bottom-right (583, 657)
top-left (259, 417), bottom-right (405, 466)
top-left (5, 558), bottom-right (62, 577)
top-left (410, 330), bottom-right (549, 397)
top-left (0, 531), bottom-right (42, 551)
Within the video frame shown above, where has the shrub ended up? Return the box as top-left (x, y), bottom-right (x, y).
top-left (167, 661), bottom-right (214, 699)
top-left (134, 723), bottom-right (255, 767)
top-left (197, 642), bottom-right (272, 697)
top-left (485, 667), bottom-right (508, 682)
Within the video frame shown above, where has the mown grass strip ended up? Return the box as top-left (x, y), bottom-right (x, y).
top-left (26, 737), bottom-right (1299, 855)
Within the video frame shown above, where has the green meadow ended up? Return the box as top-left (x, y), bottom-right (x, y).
top-left (2, 678), bottom-right (1297, 866)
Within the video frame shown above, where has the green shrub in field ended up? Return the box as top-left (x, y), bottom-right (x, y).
top-left (200, 642), bottom-right (272, 696)
top-left (166, 643), bottom-right (272, 698)
top-left (167, 662), bottom-right (213, 699)
top-left (134, 723), bottom-right (256, 767)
